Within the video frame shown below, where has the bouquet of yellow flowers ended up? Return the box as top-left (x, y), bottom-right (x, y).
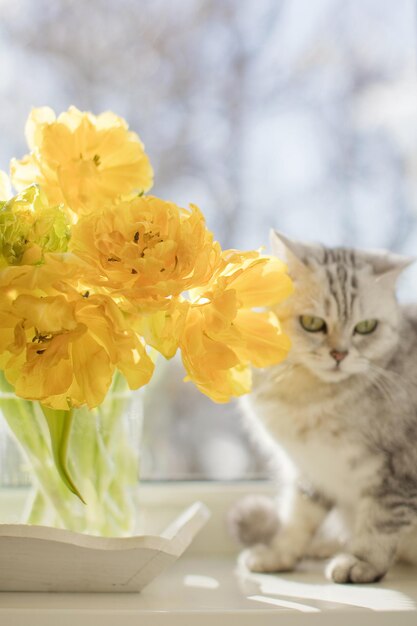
top-left (0, 107), bottom-right (292, 533)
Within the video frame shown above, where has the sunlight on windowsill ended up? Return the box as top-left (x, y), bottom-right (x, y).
top-left (236, 563), bottom-right (417, 613)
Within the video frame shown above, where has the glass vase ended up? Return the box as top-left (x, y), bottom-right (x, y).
top-left (0, 372), bottom-right (143, 536)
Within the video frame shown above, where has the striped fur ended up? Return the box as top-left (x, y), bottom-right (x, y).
top-left (236, 232), bottom-right (417, 583)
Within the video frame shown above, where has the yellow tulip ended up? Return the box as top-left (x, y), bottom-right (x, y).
top-left (0, 284), bottom-right (154, 409)
top-left (191, 249), bottom-right (293, 307)
top-left (133, 298), bottom-right (189, 359)
top-left (219, 253), bottom-right (293, 308)
top-left (179, 250), bottom-right (293, 402)
top-left (11, 106), bottom-right (154, 216)
top-left (181, 306), bottom-right (252, 402)
top-left (70, 195), bottom-right (221, 305)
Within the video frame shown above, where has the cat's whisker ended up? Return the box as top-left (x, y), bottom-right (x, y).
top-left (373, 364), bottom-right (416, 389)
top-left (368, 364), bottom-right (416, 401)
top-left (269, 363), bottom-right (298, 383)
top-left (367, 370), bottom-right (399, 408)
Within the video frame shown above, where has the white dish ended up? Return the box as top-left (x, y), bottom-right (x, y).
top-left (0, 501), bottom-right (210, 592)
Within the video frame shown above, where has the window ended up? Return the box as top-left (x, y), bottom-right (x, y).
top-left (1, 0), bottom-right (416, 484)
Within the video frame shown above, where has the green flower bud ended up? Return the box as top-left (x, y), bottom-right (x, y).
top-left (0, 184), bottom-right (71, 267)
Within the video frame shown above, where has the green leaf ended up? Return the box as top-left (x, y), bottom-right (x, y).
top-left (40, 404), bottom-right (86, 504)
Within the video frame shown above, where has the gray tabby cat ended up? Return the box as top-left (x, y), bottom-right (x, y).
top-left (235, 231), bottom-right (417, 583)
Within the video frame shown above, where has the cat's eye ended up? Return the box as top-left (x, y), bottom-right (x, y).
top-left (354, 319), bottom-right (378, 335)
top-left (299, 315), bottom-right (327, 333)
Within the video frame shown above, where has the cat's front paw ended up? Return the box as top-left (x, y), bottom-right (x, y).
top-left (326, 553), bottom-right (385, 584)
top-left (240, 543), bottom-right (298, 573)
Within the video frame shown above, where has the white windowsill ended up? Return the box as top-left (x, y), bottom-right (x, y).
top-left (1, 481), bottom-right (417, 625)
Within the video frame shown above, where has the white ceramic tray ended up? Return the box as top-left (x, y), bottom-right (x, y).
top-left (0, 501), bottom-right (210, 593)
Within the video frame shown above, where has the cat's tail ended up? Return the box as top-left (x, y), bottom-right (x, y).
top-left (227, 495), bottom-right (281, 546)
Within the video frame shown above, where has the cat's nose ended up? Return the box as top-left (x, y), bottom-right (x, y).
top-left (330, 349), bottom-right (348, 363)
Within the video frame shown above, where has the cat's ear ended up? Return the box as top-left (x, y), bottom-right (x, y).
top-left (363, 250), bottom-right (416, 286)
top-left (270, 230), bottom-right (317, 277)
